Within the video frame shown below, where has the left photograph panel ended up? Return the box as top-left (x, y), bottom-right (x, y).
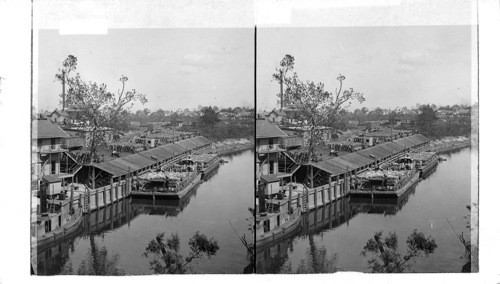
top-left (31, 28), bottom-right (255, 275)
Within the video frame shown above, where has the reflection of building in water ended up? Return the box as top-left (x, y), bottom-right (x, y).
top-left (36, 198), bottom-right (139, 275)
top-left (257, 182), bottom-right (425, 273)
top-left (349, 184), bottom-right (417, 216)
top-left (256, 197), bottom-right (355, 273)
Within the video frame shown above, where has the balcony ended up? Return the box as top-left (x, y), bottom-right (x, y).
top-left (256, 144), bottom-right (285, 154)
top-left (36, 144), bottom-right (67, 153)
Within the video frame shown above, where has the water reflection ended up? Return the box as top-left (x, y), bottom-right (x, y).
top-left (37, 198), bottom-right (138, 275)
top-left (37, 150), bottom-right (254, 275)
top-left (257, 148), bottom-right (472, 273)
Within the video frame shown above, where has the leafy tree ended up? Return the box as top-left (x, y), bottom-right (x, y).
top-left (57, 55), bottom-right (147, 162)
top-left (143, 108), bottom-right (151, 116)
top-left (361, 230), bottom-right (437, 273)
top-left (272, 55), bottom-right (364, 161)
top-left (388, 110), bottom-right (398, 126)
top-left (143, 231), bottom-right (219, 274)
top-left (199, 106), bottom-right (220, 131)
top-left (361, 107), bottom-right (369, 115)
top-left (416, 104), bottom-right (438, 136)
top-left (155, 108), bottom-right (165, 117)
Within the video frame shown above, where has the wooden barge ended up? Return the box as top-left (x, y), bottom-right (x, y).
top-left (131, 171), bottom-right (202, 200)
top-left (190, 154), bottom-right (220, 179)
top-left (407, 151), bottom-right (439, 178)
top-left (349, 156), bottom-right (421, 199)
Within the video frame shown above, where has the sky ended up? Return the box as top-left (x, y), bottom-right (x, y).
top-left (36, 28), bottom-right (254, 112)
top-left (257, 25), bottom-right (473, 112)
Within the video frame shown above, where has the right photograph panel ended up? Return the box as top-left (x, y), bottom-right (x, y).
top-left (255, 26), bottom-right (477, 273)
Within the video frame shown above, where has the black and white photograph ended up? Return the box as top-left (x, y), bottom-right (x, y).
top-left (255, 25), bottom-right (478, 273)
top-left (1, 0), bottom-right (499, 282)
top-left (30, 26), bottom-right (255, 274)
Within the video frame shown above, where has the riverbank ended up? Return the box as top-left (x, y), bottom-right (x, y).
top-left (428, 136), bottom-right (471, 154)
top-left (208, 138), bottom-right (254, 156)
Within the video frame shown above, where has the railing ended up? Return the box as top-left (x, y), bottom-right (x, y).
top-left (256, 144), bottom-right (284, 152)
top-left (36, 144), bottom-right (63, 152)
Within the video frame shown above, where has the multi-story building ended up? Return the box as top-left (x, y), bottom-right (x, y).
top-left (32, 119), bottom-right (81, 190)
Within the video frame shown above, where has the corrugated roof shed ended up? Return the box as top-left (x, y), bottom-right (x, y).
top-left (312, 161), bottom-right (346, 176)
top-left (393, 137), bottom-right (414, 149)
top-left (310, 134), bottom-right (431, 177)
top-left (323, 158), bottom-right (358, 172)
top-left (33, 119), bottom-right (70, 139)
top-left (93, 136), bottom-right (212, 176)
top-left (338, 152), bottom-right (373, 168)
top-left (256, 119), bottom-right (287, 139)
top-left (358, 146), bottom-right (389, 160)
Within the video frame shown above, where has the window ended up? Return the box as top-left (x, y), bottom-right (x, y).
top-left (51, 138), bottom-right (56, 145)
top-left (264, 219), bottom-right (270, 233)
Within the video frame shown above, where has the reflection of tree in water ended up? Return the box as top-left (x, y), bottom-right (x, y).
top-left (294, 235), bottom-right (338, 274)
top-left (143, 231), bottom-right (219, 274)
top-left (61, 234), bottom-right (124, 275)
top-left (361, 230), bottom-right (437, 273)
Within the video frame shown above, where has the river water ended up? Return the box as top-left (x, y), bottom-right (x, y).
top-left (256, 147), bottom-right (474, 273)
top-left (36, 150), bottom-right (254, 275)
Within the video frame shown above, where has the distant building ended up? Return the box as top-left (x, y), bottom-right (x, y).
top-left (62, 126), bottom-right (114, 148)
top-left (48, 109), bottom-right (69, 124)
top-left (265, 109), bottom-right (286, 124)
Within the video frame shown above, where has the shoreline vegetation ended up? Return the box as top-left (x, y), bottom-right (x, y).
top-left (209, 138), bottom-right (253, 156)
top-left (428, 136), bottom-right (472, 154)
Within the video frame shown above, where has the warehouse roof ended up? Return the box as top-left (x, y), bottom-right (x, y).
top-left (92, 136), bottom-right (212, 177)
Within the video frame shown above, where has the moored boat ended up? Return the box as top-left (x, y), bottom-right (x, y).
top-left (349, 156), bottom-right (420, 198)
top-left (190, 153), bottom-right (220, 179)
top-left (407, 151), bottom-right (439, 178)
top-left (31, 189), bottom-right (84, 251)
top-left (132, 158), bottom-right (202, 199)
top-left (256, 208), bottom-right (302, 252)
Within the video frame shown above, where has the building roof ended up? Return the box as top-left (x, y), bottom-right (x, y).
top-left (310, 134), bottom-right (430, 176)
top-left (92, 136), bottom-right (212, 177)
top-left (267, 109), bottom-right (286, 116)
top-left (42, 174), bottom-right (61, 183)
top-left (260, 174), bottom-right (280, 183)
top-left (51, 109), bottom-right (69, 117)
top-left (33, 119), bottom-right (70, 139)
top-left (256, 119), bottom-right (287, 139)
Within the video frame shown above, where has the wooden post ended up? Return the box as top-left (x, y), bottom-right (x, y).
top-left (321, 186), bottom-right (325, 207)
top-left (95, 190), bottom-right (99, 209)
top-left (103, 185), bottom-right (107, 206)
top-left (70, 183), bottom-right (74, 213)
top-left (92, 166), bottom-right (95, 189)
top-left (328, 175), bottom-right (332, 203)
top-left (334, 180), bottom-right (338, 201)
top-left (313, 188), bottom-right (317, 209)
top-left (310, 166), bottom-right (314, 189)
top-left (135, 172), bottom-right (139, 192)
top-left (298, 193), bottom-right (302, 210)
top-left (288, 184), bottom-right (292, 211)
top-left (78, 193), bottom-right (82, 208)
top-left (355, 169), bottom-right (358, 190)
top-left (110, 177), bottom-right (114, 203)
top-left (118, 176), bottom-right (122, 197)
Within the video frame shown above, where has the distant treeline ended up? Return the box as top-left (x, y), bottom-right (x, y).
top-left (396, 117), bottom-right (471, 139)
top-left (180, 119), bottom-right (254, 142)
